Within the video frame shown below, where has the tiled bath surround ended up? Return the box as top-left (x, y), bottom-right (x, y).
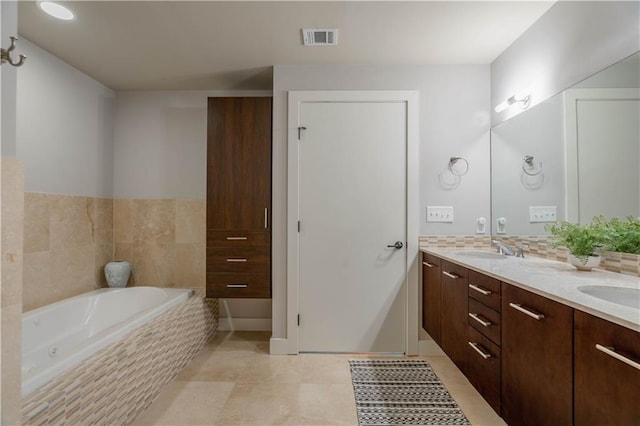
top-left (22, 193), bottom-right (114, 311)
top-left (113, 198), bottom-right (205, 288)
top-left (21, 290), bottom-right (218, 425)
top-left (419, 235), bottom-right (640, 277)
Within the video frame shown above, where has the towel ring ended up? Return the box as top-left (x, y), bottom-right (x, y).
top-left (522, 155), bottom-right (542, 176)
top-left (448, 157), bottom-right (469, 177)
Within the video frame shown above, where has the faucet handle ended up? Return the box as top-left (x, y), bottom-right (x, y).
top-left (516, 244), bottom-right (528, 258)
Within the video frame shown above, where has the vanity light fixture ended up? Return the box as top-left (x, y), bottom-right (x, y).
top-left (494, 89), bottom-right (531, 113)
top-left (38, 1), bottom-right (75, 21)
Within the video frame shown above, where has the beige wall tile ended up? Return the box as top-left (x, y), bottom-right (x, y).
top-left (94, 197), bottom-right (114, 245)
top-left (49, 195), bottom-right (94, 250)
top-left (132, 242), bottom-right (176, 286)
top-left (114, 198), bottom-right (134, 244)
top-left (176, 199), bottom-right (205, 244)
top-left (133, 199), bottom-right (176, 244)
top-left (1, 157), bottom-right (24, 425)
top-left (50, 244), bottom-right (97, 300)
top-left (175, 243), bottom-right (205, 288)
top-left (23, 251), bottom-right (52, 311)
top-left (24, 192), bottom-right (50, 253)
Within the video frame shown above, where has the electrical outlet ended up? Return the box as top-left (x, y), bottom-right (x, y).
top-left (529, 206), bottom-right (557, 223)
top-left (426, 206), bottom-right (454, 223)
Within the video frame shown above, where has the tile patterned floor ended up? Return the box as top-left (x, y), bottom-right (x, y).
top-left (132, 331), bottom-right (506, 426)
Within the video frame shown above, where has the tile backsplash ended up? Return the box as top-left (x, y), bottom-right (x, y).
top-left (419, 235), bottom-right (640, 277)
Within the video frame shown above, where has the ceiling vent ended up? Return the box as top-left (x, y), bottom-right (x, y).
top-left (302, 29), bottom-right (338, 46)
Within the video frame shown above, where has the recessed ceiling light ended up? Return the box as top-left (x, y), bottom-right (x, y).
top-left (38, 1), bottom-right (75, 21)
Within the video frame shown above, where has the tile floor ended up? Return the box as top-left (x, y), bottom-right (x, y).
top-left (132, 331), bottom-right (506, 426)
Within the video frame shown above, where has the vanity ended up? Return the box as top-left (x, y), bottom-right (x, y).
top-left (421, 248), bottom-right (640, 426)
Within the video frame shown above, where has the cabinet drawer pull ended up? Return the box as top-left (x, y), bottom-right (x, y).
top-left (226, 258), bottom-right (248, 262)
top-left (226, 237), bottom-right (248, 241)
top-left (226, 284), bottom-right (248, 288)
top-left (509, 303), bottom-right (544, 320)
top-left (469, 312), bottom-right (492, 327)
top-left (468, 342), bottom-right (492, 359)
top-left (422, 261), bottom-right (437, 268)
top-left (264, 208), bottom-right (269, 229)
top-left (595, 344), bottom-right (640, 371)
top-left (469, 284), bottom-right (491, 295)
top-left (442, 271), bottom-right (460, 279)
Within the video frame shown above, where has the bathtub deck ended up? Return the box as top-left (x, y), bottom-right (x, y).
top-left (132, 331), bottom-right (505, 425)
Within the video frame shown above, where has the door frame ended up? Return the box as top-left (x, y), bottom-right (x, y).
top-left (563, 88), bottom-right (640, 223)
top-left (286, 90), bottom-right (419, 355)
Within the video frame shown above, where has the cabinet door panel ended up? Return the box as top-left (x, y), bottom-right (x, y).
top-left (422, 253), bottom-right (442, 344)
top-left (575, 310), bottom-right (640, 426)
top-left (440, 261), bottom-right (469, 374)
top-left (207, 97), bottom-right (272, 230)
top-left (502, 283), bottom-right (573, 426)
top-left (467, 326), bottom-right (501, 415)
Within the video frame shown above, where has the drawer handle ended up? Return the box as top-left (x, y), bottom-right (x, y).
top-left (264, 208), bottom-right (269, 229)
top-left (442, 271), bottom-right (460, 279)
top-left (469, 312), bottom-right (492, 327)
top-left (226, 284), bottom-right (248, 288)
top-left (422, 261), bottom-right (437, 268)
top-left (226, 258), bottom-right (248, 262)
top-left (595, 344), bottom-right (640, 371)
top-left (509, 303), bottom-right (544, 320)
top-left (226, 237), bottom-right (248, 241)
top-left (469, 284), bottom-right (491, 296)
top-left (468, 342), bottom-right (492, 359)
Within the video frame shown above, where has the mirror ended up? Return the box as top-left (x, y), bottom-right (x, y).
top-left (491, 51), bottom-right (640, 236)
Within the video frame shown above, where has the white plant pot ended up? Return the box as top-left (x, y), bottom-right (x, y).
top-left (105, 260), bottom-right (131, 288)
top-left (567, 254), bottom-right (601, 271)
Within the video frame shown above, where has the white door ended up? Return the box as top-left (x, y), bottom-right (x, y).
top-left (297, 101), bottom-right (407, 353)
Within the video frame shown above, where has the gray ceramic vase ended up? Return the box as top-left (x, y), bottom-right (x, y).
top-left (104, 260), bottom-right (131, 288)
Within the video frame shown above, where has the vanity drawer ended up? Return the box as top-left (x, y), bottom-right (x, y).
top-left (468, 298), bottom-right (501, 346)
top-left (207, 230), bottom-right (269, 248)
top-left (468, 270), bottom-right (501, 312)
top-left (467, 326), bottom-right (501, 415)
top-left (206, 247), bottom-right (269, 273)
top-left (206, 273), bottom-right (270, 298)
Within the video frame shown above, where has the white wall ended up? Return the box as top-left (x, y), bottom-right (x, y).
top-left (271, 64), bottom-right (490, 339)
top-left (16, 38), bottom-right (115, 197)
top-left (491, 1), bottom-right (640, 126)
top-left (1, 0), bottom-right (17, 157)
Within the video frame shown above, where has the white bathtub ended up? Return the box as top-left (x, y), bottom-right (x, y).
top-left (22, 286), bottom-right (193, 397)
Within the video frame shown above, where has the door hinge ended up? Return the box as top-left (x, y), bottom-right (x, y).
top-left (297, 221), bottom-right (300, 232)
top-left (297, 314), bottom-right (300, 326)
top-left (297, 126), bottom-right (307, 140)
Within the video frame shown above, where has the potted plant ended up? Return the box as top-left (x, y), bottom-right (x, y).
top-left (592, 216), bottom-right (640, 255)
top-left (545, 221), bottom-right (604, 271)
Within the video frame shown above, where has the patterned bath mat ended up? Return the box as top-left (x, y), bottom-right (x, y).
top-left (349, 359), bottom-right (470, 426)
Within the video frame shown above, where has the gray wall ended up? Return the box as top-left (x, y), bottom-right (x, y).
top-left (491, 1), bottom-right (640, 126)
top-left (1, 0), bottom-right (18, 156)
top-left (271, 64), bottom-right (491, 338)
top-left (17, 38), bottom-right (115, 198)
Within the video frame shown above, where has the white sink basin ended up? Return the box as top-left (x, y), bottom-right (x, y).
top-left (455, 251), bottom-right (507, 260)
top-left (577, 286), bottom-right (640, 310)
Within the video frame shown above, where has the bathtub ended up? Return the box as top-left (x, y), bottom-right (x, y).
top-left (22, 286), bottom-right (193, 397)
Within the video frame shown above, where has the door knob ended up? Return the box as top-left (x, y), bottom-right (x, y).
top-left (387, 241), bottom-right (404, 249)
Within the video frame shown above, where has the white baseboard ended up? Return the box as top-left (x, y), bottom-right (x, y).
top-left (269, 337), bottom-right (290, 355)
top-left (218, 317), bottom-right (272, 331)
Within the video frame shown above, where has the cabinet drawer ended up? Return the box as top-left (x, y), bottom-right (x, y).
top-left (468, 270), bottom-right (501, 312)
top-left (467, 326), bottom-right (501, 415)
top-left (207, 230), bottom-right (269, 248)
top-left (468, 298), bottom-right (501, 346)
top-left (441, 260), bottom-right (469, 281)
top-left (422, 253), bottom-right (441, 268)
top-left (206, 247), bottom-right (269, 273)
top-left (206, 273), bottom-right (270, 298)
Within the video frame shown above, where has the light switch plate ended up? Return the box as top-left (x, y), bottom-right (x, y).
top-left (426, 206), bottom-right (454, 223)
top-left (529, 206), bottom-right (557, 223)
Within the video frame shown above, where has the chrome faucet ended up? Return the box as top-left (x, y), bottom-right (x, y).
top-left (515, 244), bottom-right (528, 258)
top-left (491, 240), bottom-right (515, 256)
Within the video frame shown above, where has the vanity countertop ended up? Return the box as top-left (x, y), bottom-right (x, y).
top-left (421, 247), bottom-right (640, 332)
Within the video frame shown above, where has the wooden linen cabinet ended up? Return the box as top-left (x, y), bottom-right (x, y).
top-left (206, 97), bottom-right (272, 298)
